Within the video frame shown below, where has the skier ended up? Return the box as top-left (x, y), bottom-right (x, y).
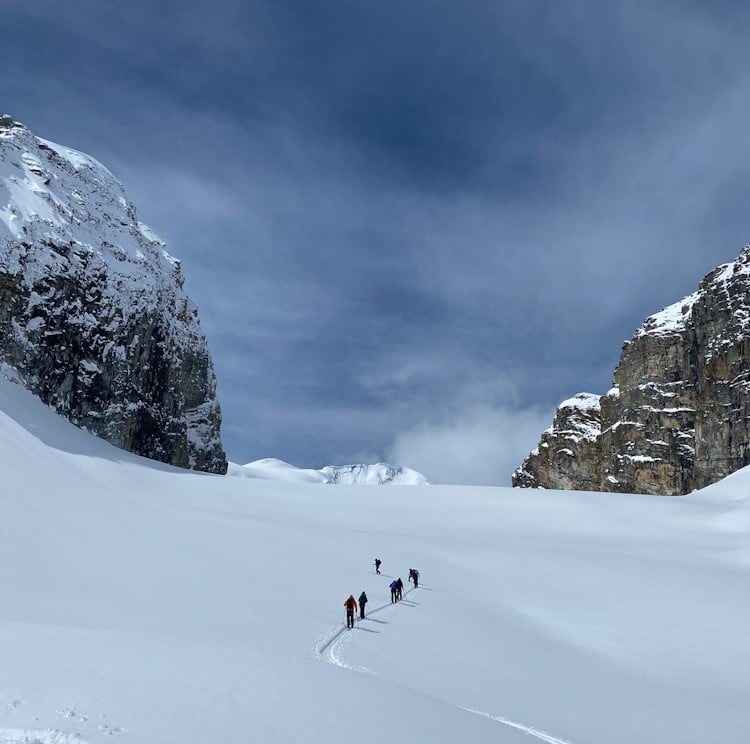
top-left (408, 568), bottom-right (415, 585)
top-left (358, 590), bottom-right (368, 619)
top-left (344, 594), bottom-right (357, 629)
top-left (413, 569), bottom-right (419, 588)
top-left (396, 577), bottom-right (404, 600)
top-left (374, 558), bottom-right (382, 575)
top-left (390, 579), bottom-right (398, 603)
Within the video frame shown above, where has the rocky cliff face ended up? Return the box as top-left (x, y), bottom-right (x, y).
top-left (513, 244), bottom-right (750, 495)
top-left (0, 115), bottom-right (227, 473)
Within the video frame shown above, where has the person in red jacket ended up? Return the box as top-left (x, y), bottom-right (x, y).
top-left (344, 594), bottom-right (358, 628)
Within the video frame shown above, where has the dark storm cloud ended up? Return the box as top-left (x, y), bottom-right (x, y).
top-left (2, 1), bottom-right (749, 483)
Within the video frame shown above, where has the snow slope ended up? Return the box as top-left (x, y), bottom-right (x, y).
top-left (230, 457), bottom-right (429, 484)
top-left (0, 377), bottom-right (747, 744)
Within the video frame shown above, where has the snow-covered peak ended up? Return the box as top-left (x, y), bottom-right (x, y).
top-left (636, 244), bottom-right (750, 339)
top-left (0, 115), bottom-right (173, 273)
top-left (229, 459), bottom-right (430, 485)
top-left (0, 115), bottom-right (226, 472)
top-left (320, 463), bottom-right (430, 485)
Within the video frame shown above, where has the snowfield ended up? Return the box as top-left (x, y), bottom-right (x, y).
top-left (0, 376), bottom-right (747, 744)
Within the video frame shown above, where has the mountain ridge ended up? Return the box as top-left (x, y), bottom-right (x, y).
top-left (230, 457), bottom-right (430, 485)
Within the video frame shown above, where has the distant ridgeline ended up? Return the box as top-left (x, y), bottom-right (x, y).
top-left (234, 458), bottom-right (430, 485)
top-left (0, 115), bottom-right (227, 473)
top-left (514, 244), bottom-right (750, 495)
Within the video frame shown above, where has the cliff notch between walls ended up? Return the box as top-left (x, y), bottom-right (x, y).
top-left (0, 115), bottom-right (227, 473)
top-left (514, 244), bottom-right (750, 495)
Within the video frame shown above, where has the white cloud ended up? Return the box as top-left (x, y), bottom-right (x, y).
top-left (386, 405), bottom-right (554, 486)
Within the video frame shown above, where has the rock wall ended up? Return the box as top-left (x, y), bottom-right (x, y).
top-left (0, 115), bottom-right (227, 473)
top-left (513, 244), bottom-right (750, 495)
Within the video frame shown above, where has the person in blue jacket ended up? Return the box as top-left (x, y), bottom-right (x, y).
top-left (390, 579), bottom-right (398, 603)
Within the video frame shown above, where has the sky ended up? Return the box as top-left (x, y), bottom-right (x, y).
top-left (2, 0), bottom-right (750, 484)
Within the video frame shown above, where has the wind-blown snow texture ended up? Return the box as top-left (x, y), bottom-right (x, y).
top-left (230, 457), bottom-right (429, 484)
top-left (0, 115), bottom-right (226, 473)
top-left (0, 375), bottom-right (747, 744)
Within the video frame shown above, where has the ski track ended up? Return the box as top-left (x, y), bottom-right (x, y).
top-left (314, 587), bottom-right (416, 670)
top-left (458, 706), bottom-right (575, 744)
top-left (315, 586), bottom-right (577, 744)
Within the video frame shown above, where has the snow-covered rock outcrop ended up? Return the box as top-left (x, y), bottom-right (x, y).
top-left (230, 458), bottom-right (430, 485)
top-left (514, 244), bottom-right (750, 495)
top-left (320, 462), bottom-right (429, 485)
top-left (0, 115), bottom-right (226, 473)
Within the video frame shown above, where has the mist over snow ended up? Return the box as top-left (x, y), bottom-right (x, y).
top-left (387, 405), bottom-right (554, 485)
top-left (0, 374), bottom-right (747, 744)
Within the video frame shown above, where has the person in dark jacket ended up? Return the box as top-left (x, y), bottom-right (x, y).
top-left (390, 579), bottom-right (398, 603)
top-left (344, 594), bottom-right (357, 628)
top-left (358, 591), bottom-right (368, 619)
top-left (374, 558), bottom-right (382, 574)
top-left (396, 577), bottom-right (404, 600)
top-left (413, 569), bottom-right (419, 588)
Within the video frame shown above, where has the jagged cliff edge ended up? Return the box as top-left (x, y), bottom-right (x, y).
top-left (0, 115), bottom-right (227, 473)
top-left (513, 244), bottom-right (750, 495)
